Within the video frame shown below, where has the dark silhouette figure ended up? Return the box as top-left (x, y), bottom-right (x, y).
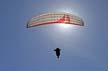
top-left (54, 48), bottom-right (61, 59)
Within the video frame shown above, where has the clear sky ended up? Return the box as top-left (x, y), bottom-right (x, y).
top-left (0, 0), bottom-right (108, 71)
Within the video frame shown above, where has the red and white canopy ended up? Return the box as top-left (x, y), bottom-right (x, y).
top-left (27, 12), bottom-right (84, 28)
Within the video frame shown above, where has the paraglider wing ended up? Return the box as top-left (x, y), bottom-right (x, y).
top-left (27, 12), bottom-right (84, 28)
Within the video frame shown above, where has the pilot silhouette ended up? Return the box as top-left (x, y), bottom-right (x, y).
top-left (54, 48), bottom-right (61, 58)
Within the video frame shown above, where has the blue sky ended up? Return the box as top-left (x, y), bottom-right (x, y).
top-left (0, 0), bottom-right (108, 71)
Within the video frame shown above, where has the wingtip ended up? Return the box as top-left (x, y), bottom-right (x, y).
top-left (26, 23), bottom-right (30, 28)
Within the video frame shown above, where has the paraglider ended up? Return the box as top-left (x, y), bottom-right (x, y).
top-left (27, 12), bottom-right (84, 59)
top-left (27, 12), bottom-right (84, 28)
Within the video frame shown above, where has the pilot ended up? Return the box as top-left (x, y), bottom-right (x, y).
top-left (54, 48), bottom-right (61, 58)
